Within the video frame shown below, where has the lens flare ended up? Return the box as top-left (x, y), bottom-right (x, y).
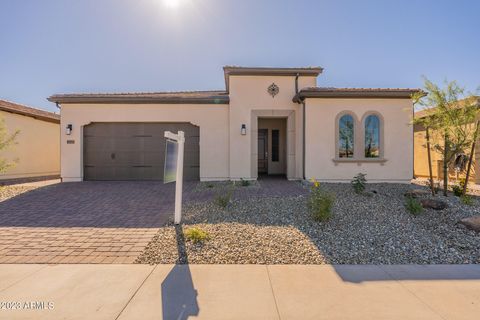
top-left (163, 0), bottom-right (181, 8)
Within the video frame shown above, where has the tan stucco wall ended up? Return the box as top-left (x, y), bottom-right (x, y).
top-left (414, 122), bottom-right (479, 184)
top-left (228, 75), bottom-right (316, 180)
top-left (305, 99), bottom-right (414, 182)
top-left (0, 111), bottom-right (60, 180)
top-left (59, 103), bottom-right (229, 182)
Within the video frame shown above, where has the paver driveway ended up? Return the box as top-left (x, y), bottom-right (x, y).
top-left (0, 181), bottom-right (204, 263)
top-left (0, 178), bottom-right (306, 263)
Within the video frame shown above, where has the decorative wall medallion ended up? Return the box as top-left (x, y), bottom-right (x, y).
top-left (267, 83), bottom-right (279, 98)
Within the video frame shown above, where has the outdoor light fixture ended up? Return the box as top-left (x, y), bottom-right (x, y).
top-left (66, 124), bottom-right (73, 135)
top-left (241, 124), bottom-right (247, 135)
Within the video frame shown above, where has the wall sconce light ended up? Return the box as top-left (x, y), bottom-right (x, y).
top-left (66, 124), bottom-right (73, 135)
top-left (241, 124), bottom-right (247, 135)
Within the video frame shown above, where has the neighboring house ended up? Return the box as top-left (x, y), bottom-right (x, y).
top-left (414, 97), bottom-right (480, 184)
top-left (0, 99), bottom-right (60, 182)
top-left (48, 66), bottom-right (420, 183)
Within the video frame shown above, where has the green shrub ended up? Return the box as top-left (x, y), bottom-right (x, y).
top-left (206, 183), bottom-right (214, 188)
top-left (184, 227), bottom-right (210, 244)
top-left (351, 173), bottom-right (367, 194)
top-left (452, 178), bottom-right (467, 197)
top-left (308, 181), bottom-right (335, 222)
top-left (215, 188), bottom-right (233, 208)
top-left (461, 194), bottom-right (474, 206)
top-left (452, 185), bottom-right (464, 197)
top-left (405, 196), bottom-right (424, 215)
top-left (240, 178), bottom-right (251, 187)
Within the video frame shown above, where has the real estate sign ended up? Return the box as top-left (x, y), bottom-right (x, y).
top-left (164, 139), bottom-right (178, 184)
top-left (164, 131), bottom-right (185, 224)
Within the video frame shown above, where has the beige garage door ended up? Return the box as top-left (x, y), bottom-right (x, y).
top-left (83, 123), bottom-right (199, 181)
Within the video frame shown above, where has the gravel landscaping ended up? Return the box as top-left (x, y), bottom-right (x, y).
top-left (0, 185), bottom-right (38, 201)
top-left (136, 182), bottom-right (480, 265)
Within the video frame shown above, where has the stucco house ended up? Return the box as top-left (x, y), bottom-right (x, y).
top-left (0, 99), bottom-right (60, 182)
top-left (414, 97), bottom-right (480, 184)
top-left (48, 66), bottom-right (420, 183)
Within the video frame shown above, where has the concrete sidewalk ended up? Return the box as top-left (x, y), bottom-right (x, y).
top-left (0, 264), bottom-right (478, 320)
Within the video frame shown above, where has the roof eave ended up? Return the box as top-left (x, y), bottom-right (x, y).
top-left (297, 90), bottom-right (422, 100)
top-left (47, 96), bottom-right (230, 105)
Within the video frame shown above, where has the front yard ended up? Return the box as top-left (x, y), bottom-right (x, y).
top-left (137, 182), bottom-right (480, 264)
top-left (0, 179), bottom-right (478, 264)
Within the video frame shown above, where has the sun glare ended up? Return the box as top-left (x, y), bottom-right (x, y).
top-left (163, 0), bottom-right (181, 8)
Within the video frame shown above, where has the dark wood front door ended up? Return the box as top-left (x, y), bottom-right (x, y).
top-left (258, 129), bottom-right (268, 174)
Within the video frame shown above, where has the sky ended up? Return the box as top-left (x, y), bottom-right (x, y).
top-left (1, 0), bottom-right (479, 112)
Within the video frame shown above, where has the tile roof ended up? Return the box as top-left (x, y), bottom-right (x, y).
top-left (48, 90), bottom-right (229, 104)
top-left (295, 87), bottom-right (424, 100)
top-left (0, 99), bottom-right (60, 123)
top-left (414, 96), bottom-right (480, 119)
top-left (223, 66), bottom-right (323, 75)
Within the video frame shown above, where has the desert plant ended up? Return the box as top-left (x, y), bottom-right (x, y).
top-left (351, 173), bottom-right (367, 194)
top-left (412, 78), bottom-right (479, 196)
top-left (463, 120), bottom-right (480, 194)
top-left (184, 227), bottom-right (210, 244)
top-left (214, 187), bottom-right (233, 208)
top-left (308, 180), bottom-right (335, 222)
top-left (404, 196), bottom-right (424, 215)
top-left (452, 178), bottom-right (467, 197)
top-left (240, 178), bottom-right (251, 187)
top-left (460, 194), bottom-right (474, 206)
top-left (452, 185), bottom-right (464, 197)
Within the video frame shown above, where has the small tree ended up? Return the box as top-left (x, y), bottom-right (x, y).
top-left (0, 117), bottom-right (20, 173)
top-left (413, 78), bottom-right (478, 196)
top-left (412, 100), bottom-right (435, 195)
top-left (463, 119), bottom-right (480, 194)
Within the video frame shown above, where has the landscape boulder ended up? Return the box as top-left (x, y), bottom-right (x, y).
top-left (420, 199), bottom-right (448, 210)
top-left (404, 189), bottom-right (431, 198)
top-left (458, 216), bottom-right (480, 232)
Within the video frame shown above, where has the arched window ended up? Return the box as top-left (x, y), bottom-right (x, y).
top-left (364, 114), bottom-right (380, 158)
top-left (338, 114), bottom-right (354, 158)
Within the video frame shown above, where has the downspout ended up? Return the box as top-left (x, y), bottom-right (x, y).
top-left (55, 102), bottom-right (62, 182)
top-left (294, 74), bottom-right (306, 180)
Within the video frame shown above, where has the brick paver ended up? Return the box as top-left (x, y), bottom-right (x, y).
top-left (0, 178), bottom-right (306, 263)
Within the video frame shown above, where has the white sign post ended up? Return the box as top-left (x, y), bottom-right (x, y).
top-left (164, 131), bottom-right (185, 224)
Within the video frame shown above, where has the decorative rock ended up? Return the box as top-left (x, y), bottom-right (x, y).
top-left (135, 182), bottom-right (480, 265)
top-left (404, 189), bottom-right (430, 198)
top-left (458, 216), bottom-right (480, 232)
top-left (420, 199), bottom-right (448, 210)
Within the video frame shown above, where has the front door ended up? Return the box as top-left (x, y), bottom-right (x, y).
top-left (258, 129), bottom-right (268, 174)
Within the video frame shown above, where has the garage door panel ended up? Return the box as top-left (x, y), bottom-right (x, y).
top-left (141, 137), bottom-right (166, 150)
top-left (84, 136), bottom-right (113, 151)
top-left (84, 122), bottom-right (199, 181)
